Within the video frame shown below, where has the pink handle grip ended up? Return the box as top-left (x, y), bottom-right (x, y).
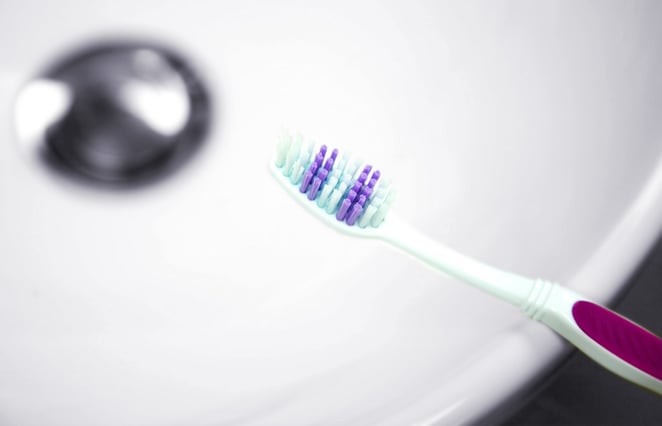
top-left (572, 300), bottom-right (662, 380)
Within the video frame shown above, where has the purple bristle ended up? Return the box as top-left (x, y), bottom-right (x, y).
top-left (357, 178), bottom-right (375, 202)
top-left (336, 167), bottom-right (376, 225)
top-left (308, 167), bottom-right (329, 200)
top-left (317, 167), bottom-right (329, 183)
top-left (350, 180), bottom-right (362, 194)
top-left (346, 189), bottom-right (359, 204)
top-left (367, 171), bottom-right (380, 190)
top-left (323, 158), bottom-right (335, 172)
top-left (336, 198), bottom-right (352, 221)
top-left (292, 145), bottom-right (385, 226)
top-left (335, 183), bottom-right (361, 220)
top-left (346, 204), bottom-right (363, 226)
top-left (350, 171), bottom-right (380, 218)
top-left (357, 188), bottom-right (372, 203)
top-left (300, 169), bottom-right (315, 193)
top-left (308, 177), bottom-right (322, 200)
top-left (301, 154), bottom-right (322, 189)
top-left (345, 194), bottom-right (368, 224)
top-left (323, 149), bottom-right (338, 171)
top-left (307, 149), bottom-right (336, 200)
top-left (299, 146), bottom-right (326, 193)
top-left (336, 189), bottom-right (358, 220)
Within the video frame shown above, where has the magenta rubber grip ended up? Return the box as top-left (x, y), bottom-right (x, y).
top-left (572, 300), bottom-right (662, 380)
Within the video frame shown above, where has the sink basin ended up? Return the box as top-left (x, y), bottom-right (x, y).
top-left (2, 1), bottom-right (662, 424)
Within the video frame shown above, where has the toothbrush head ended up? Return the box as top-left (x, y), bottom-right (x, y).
top-left (270, 132), bottom-right (395, 237)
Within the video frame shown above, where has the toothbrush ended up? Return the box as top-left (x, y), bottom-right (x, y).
top-left (270, 133), bottom-right (662, 395)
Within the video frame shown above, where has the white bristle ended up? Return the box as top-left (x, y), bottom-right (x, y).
top-left (323, 155), bottom-right (360, 213)
top-left (371, 189), bottom-right (396, 227)
top-left (275, 133), bottom-right (292, 167)
top-left (283, 136), bottom-right (303, 177)
top-left (358, 203), bottom-right (377, 228)
top-left (325, 184), bottom-right (346, 214)
top-left (345, 158), bottom-right (361, 180)
top-left (289, 159), bottom-right (303, 184)
top-left (335, 152), bottom-right (349, 174)
top-left (340, 167), bottom-right (355, 187)
top-left (372, 178), bottom-right (390, 200)
top-left (290, 163), bottom-right (305, 184)
top-left (317, 174), bottom-right (339, 208)
top-left (289, 141), bottom-right (314, 184)
top-left (373, 180), bottom-right (391, 202)
top-left (358, 181), bottom-right (388, 228)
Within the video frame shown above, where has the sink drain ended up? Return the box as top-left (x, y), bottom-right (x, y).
top-left (14, 39), bottom-right (213, 186)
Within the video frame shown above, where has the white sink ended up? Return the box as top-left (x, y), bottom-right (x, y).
top-left (2, 1), bottom-right (662, 424)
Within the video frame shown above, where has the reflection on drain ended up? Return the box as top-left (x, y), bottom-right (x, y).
top-left (14, 40), bottom-right (213, 186)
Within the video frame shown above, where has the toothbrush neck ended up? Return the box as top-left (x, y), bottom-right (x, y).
top-left (380, 217), bottom-right (535, 308)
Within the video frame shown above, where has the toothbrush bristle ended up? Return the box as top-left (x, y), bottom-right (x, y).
top-left (274, 134), bottom-right (393, 228)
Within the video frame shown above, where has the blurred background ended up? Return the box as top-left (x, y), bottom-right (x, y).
top-left (1, 1), bottom-right (661, 425)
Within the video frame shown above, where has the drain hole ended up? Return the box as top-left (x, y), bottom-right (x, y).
top-left (14, 39), bottom-right (213, 186)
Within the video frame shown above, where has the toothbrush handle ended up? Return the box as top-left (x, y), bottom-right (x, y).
top-left (381, 217), bottom-right (662, 394)
top-left (380, 216), bottom-right (536, 307)
top-left (539, 284), bottom-right (662, 395)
